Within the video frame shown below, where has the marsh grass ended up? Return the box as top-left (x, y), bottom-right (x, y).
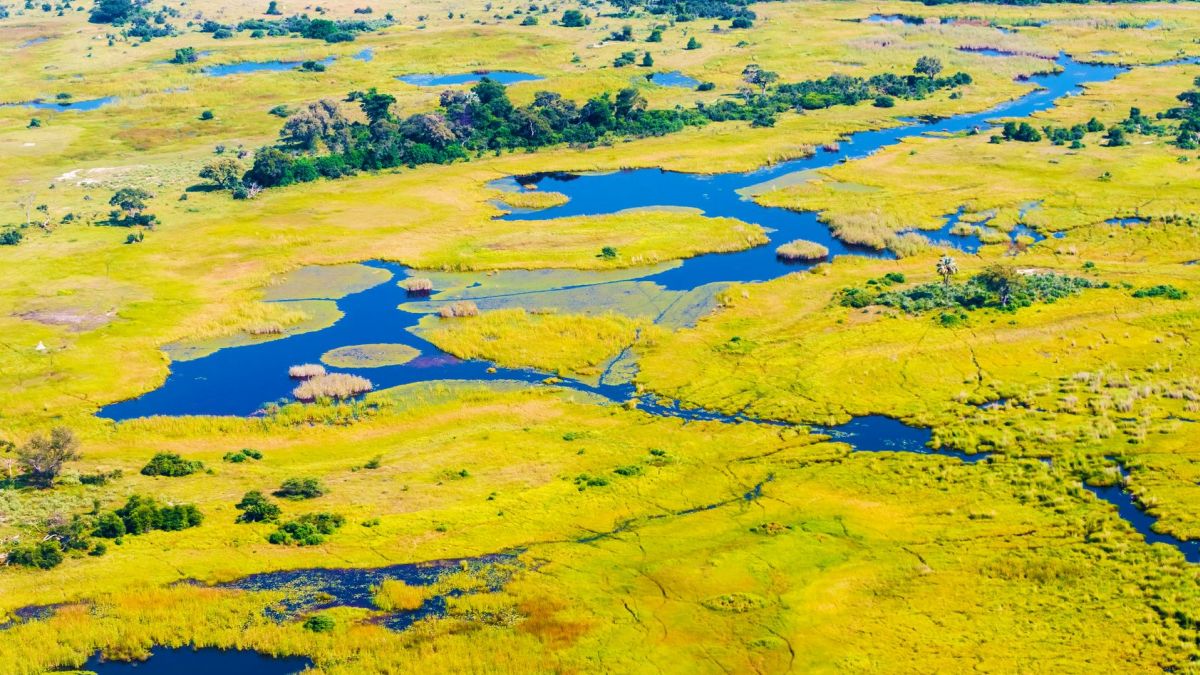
top-left (492, 190), bottom-right (569, 210)
top-left (288, 363), bottom-right (326, 379)
top-left (292, 373), bottom-right (373, 401)
top-left (438, 301), bottom-right (480, 318)
top-left (775, 239), bottom-right (830, 261)
top-left (372, 579), bottom-right (427, 612)
top-left (402, 277), bottom-right (434, 295)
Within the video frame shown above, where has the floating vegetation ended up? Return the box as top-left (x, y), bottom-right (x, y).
top-left (292, 373), bottom-right (373, 401)
top-left (775, 239), bottom-right (830, 261)
top-left (287, 363), bottom-right (326, 379)
top-left (320, 344), bottom-right (421, 368)
top-left (402, 277), bottom-right (434, 294)
top-left (439, 301), bottom-right (480, 318)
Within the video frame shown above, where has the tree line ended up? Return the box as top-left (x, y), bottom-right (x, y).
top-left (202, 58), bottom-right (971, 194)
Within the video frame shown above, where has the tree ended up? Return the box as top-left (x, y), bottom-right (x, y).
top-left (358, 88), bottom-right (396, 125)
top-left (614, 88), bottom-right (647, 119)
top-left (978, 264), bottom-right (1023, 308)
top-left (561, 9), bottom-right (586, 27)
top-left (171, 47), bottom-right (198, 64)
top-left (266, 0), bottom-right (282, 15)
top-left (281, 99), bottom-right (351, 152)
top-left (1105, 126), bottom-right (1129, 147)
top-left (199, 158), bottom-right (244, 190)
top-left (914, 56), bottom-right (943, 79)
top-left (89, 0), bottom-right (138, 24)
top-left (741, 64), bottom-right (778, 94)
top-left (936, 255), bottom-right (958, 285)
top-left (641, 52), bottom-right (654, 67)
top-left (235, 490), bottom-right (281, 523)
top-left (400, 113), bottom-right (457, 148)
top-left (16, 427), bottom-right (80, 487)
top-left (686, 36), bottom-right (701, 50)
top-left (108, 187), bottom-right (156, 227)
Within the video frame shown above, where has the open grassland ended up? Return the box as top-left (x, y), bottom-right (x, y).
top-left (3, 384), bottom-right (1200, 673)
top-left (417, 308), bottom-right (653, 380)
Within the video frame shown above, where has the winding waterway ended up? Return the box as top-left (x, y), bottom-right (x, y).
top-left (102, 52), bottom-right (1125, 423)
top-left (94, 51), bottom-right (1198, 564)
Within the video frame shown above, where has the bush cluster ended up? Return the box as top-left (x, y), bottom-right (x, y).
top-left (140, 452), bottom-right (204, 477)
top-left (840, 267), bottom-right (1104, 314)
top-left (268, 512), bottom-right (345, 545)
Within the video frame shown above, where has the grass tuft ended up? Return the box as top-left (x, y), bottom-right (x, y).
top-left (292, 373), bottom-right (373, 401)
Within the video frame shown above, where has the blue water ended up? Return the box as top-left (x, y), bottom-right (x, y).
top-left (957, 47), bottom-right (1055, 61)
top-left (1106, 217), bottom-right (1148, 227)
top-left (78, 647), bottom-right (311, 674)
top-left (204, 57), bottom-right (334, 77)
top-left (649, 71), bottom-right (701, 88)
top-left (2, 96), bottom-right (118, 112)
top-left (397, 71), bottom-right (543, 86)
top-left (219, 552), bottom-right (517, 627)
top-left (863, 14), bottom-right (925, 25)
top-left (902, 206), bottom-right (1046, 254)
top-left (18, 37), bottom-right (48, 48)
top-left (812, 415), bottom-right (987, 463)
top-left (1083, 465), bottom-right (1200, 563)
top-left (0, 603), bottom-right (62, 631)
top-left (353, 48), bottom-right (374, 62)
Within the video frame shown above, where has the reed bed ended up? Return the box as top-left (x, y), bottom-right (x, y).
top-left (292, 373), bottom-right (373, 401)
top-left (373, 579), bottom-right (428, 612)
top-left (439, 301), bottom-right (480, 318)
top-left (288, 363), bottom-right (326, 379)
top-left (775, 239), bottom-right (830, 261)
top-left (402, 277), bottom-right (434, 294)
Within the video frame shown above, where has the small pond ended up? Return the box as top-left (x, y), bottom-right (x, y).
top-left (648, 71), bottom-right (701, 88)
top-left (204, 57), bottom-right (334, 77)
top-left (862, 14), bottom-right (925, 25)
top-left (3, 96), bottom-right (118, 112)
top-left (397, 71), bottom-right (543, 86)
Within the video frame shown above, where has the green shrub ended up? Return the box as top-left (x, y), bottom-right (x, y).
top-left (303, 614), bottom-right (336, 632)
top-left (1132, 284), bottom-right (1188, 300)
top-left (6, 540), bottom-right (64, 569)
top-left (96, 495), bottom-right (203, 538)
top-left (274, 477), bottom-right (326, 500)
top-left (223, 448), bottom-right (263, 463)
top-left (235, 490), bottom-right (281, 523)
top-left (79, 469), bottom-right (122, 486)
top-left (268, 512), bottom-right (345, 545)
top-left (0, 229), bottom-right (23, 246)
top-left (141, 452), bottom-right (204, 477)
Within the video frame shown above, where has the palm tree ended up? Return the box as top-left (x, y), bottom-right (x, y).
top-left (936, 255), bottom-right (958, 285)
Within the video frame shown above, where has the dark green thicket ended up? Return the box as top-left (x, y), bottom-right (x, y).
top-left (236, 61), bottom-right (969, 192)
top-left (140, 452), bottom-right (204, 477)
top-left (268, 512), bottom-right (344, 545)
top-left (95, 494), bottom-right (203, 538)
top-left (840, 267), bottom-right (1105, 313)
